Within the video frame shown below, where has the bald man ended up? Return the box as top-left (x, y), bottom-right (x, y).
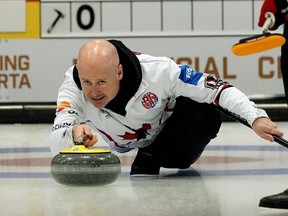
top-left (50, 39), bottom-right (284, 176)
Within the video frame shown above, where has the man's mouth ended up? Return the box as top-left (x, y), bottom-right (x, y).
top-left (93, 96), bottom-right (105, 101)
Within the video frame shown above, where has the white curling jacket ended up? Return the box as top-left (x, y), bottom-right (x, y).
top-left (50, 40), bottom-right (268, 155)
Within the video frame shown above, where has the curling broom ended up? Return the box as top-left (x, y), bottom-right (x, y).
top-left (231, 15), bottom-right (286, 56)
top-left (215, 106), bottom-right (288, 149)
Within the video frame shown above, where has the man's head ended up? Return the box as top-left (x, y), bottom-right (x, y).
top-left (76, 40), bottom-right (123, 109)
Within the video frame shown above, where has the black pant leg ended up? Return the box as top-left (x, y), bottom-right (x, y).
top-left (281, 23), bottom-right (288, 104)
top-left (152, 96), bottom-right (222, 168)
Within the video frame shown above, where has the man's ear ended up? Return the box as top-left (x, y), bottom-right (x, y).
top-left (117, 64), bottom-right (124, 80)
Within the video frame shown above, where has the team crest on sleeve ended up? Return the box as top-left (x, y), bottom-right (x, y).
top-left (57, 101), bottom-right (71, 112)
top-left (141, 92), bottom-right (158, 109)
top-left (179, 65), bottom-right (203, 85)
top-left (204, 75), bottom-right (230, 90)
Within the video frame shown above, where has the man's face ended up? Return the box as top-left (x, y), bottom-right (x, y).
top-left (77, 63), bottom-right (123, 109)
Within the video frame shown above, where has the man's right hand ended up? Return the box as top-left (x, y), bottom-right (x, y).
top-left (72, 124), bottom-right (98, 147)
top-left (258, 0), bottom-right (288, 30)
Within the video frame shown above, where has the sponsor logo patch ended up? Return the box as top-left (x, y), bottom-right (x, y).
top-left (52, 122), bottom-right (74, 131)
top-left (179, 65), bottom-right (203, 85)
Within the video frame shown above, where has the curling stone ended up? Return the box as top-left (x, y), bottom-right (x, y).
top-left (50, 145), bottom-right (121, 186)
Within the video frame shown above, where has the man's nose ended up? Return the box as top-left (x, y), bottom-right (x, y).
top-left (89, 86), bottom-right (100, 95)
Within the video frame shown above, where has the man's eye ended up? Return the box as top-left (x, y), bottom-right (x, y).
top-left (82, 80), bottom-right (91, 85)
top-left (98, 80), bottom-right (106, 85)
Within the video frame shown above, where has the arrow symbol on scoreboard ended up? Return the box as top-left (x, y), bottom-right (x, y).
top-left (47, 9), bottom-right (65, 34)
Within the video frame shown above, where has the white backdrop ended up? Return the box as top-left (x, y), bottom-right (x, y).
top-left (0, 37), bottom-right (283, 102)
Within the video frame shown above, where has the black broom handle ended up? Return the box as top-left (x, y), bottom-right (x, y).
top-left (215, 106), bottom-right (288, 149)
